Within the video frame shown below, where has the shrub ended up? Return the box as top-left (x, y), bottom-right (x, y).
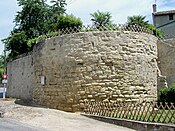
top-left (147, 24), bottom-right (164, 39)
top-left (54, 15), bottom-right (83, 31)
top-left (27, 31), bottom-right (60, 50)
top-left (27, 36), bottom-right (47, 50)
top-left (158, 83), bottom-right (175, 104)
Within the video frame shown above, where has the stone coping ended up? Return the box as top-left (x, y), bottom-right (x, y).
top-left (81, 113), bottom-right (175, 131)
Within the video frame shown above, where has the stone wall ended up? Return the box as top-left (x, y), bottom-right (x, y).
top-left (7, 31), bottom-right (158, 112)
top-left (157, 38), bottom-right (175, 86)
top-left (32, 31), bottom-right (158, 112)
top-left (7, 54), bottom-right (34, 100)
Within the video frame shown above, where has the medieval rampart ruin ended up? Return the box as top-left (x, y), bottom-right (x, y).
top-left (7, 28), bottom-right (160, 112)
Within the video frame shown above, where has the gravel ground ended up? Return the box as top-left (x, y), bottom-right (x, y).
top-left (0, 99), bottom-right (135, 131)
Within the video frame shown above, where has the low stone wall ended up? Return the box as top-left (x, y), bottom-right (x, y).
top-left (157, 38), bottom-right (175, 87)
top-left (32, 31), bottom-right (158, 112)
top-left (7, 54), bottom-right (34, 100)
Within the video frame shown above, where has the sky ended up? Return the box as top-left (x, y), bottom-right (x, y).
top-left (0, 0), bottom-right (175, 55)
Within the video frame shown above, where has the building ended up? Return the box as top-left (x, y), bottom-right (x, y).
top-left (152, 4), bottom-right (175, 38)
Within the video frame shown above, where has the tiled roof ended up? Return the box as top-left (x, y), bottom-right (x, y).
top-left (154, 10), bottom-right (175, 16)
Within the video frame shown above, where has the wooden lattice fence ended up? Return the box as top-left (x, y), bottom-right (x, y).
top-left (84, 101), bottom-right (175, 124)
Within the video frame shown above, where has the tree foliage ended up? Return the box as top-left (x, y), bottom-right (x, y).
top-left (147, 24), bottom-right (164, 39)
top-left (2, 31), bottom-right (28, 58)
top-left (27, 15), bottom-right (83, 48)
top-left (50, 0), bottom-right (67, 22)
top-left (2, 0), bottom-right (67, 59)
top-left (90, 10), bottom-right (113, 28)
top-left (127, 15), bottom-right (149, 27)
top-left (15, 0), bottom-right (49, 38)
top-left (55, 15), bottom-right (83, 30)
top-left (127, 15), bottom-right (164, 39)
top-left (0, 55), bottom-right (6, 81)
top-left (0, 55), bottom-right (5, 68)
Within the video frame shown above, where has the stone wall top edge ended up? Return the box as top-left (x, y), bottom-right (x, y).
top-left (43, 30), bottom-right (158, 44)
top-left (7, 52), bottom-right (33, 64)
top-left (8, 31), bottom-right (158, 63)
top-left (47, 30), bottom-right (156, 39)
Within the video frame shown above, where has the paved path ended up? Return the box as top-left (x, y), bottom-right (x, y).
top-left (0, 118), bottom-right (45, 131)
top-left (0, 100), bottom-right (135, 131)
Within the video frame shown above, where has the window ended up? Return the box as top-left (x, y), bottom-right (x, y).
top-left (169, 14), bottom-right (174, 20)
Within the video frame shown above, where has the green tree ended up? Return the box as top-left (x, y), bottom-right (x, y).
top-left (90, 10), bottom-right (112, 28)
top-left (2, 0), bottom-right (67, 59)
top-left (0, 55), bottom-right (5, 68)
top-left (0, 55), bottom-right (6, 81)
top-left (50, 0), bottom-right (67, 30)
top-left (3, 0), bottom-right (50, 59)
top-left (50, 0), bottom-right (66, 20)
top-left (15, 0), bottom-right (50, 38)
top-left (127, 15), bottom-right (149, 27)
top-left (2, 31), bottom-right (28, 59)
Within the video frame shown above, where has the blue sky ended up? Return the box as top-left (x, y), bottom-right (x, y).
top-left (0, 0), bottom-right (175, 55)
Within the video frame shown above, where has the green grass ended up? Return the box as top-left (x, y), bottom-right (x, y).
top-left (115, 110), bottom-right (175, 124)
